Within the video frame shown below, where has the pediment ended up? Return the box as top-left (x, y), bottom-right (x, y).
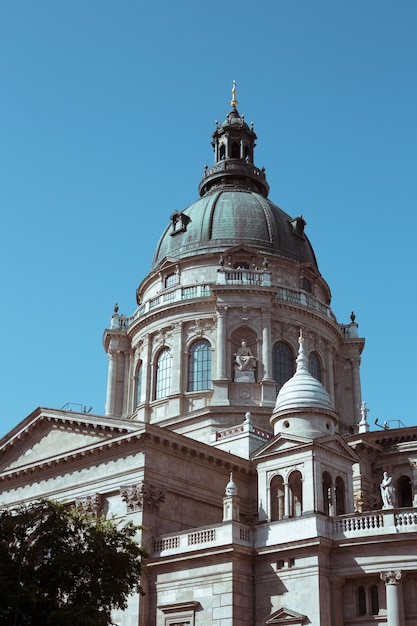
top-left (266, 607), bottom-right (307, 624)
top-left (252, 432), bottom-right (359, 463)
top-left (252, 433), bottom-right (313, 459)
top-left (0, 409), bottom-right (138, 473)
top-left (315, 434), bottom-right (359, 462)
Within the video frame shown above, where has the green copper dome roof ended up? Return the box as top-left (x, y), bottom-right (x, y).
top-left (152, 189), bottom-right (318, 269)
top-left (151, 87), bottom-right (318, 271)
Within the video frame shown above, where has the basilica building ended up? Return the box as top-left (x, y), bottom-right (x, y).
top-left (1, 86), bottom-right (417, 626)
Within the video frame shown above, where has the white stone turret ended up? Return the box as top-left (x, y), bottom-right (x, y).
top-left (270, 331), bottom-right (338, 438)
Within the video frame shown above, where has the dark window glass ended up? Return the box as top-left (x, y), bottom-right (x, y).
top-left (136, 362), bottom-right (143, 406)
top-left (335, 476), bottom-right (346, 515)
top-left (155, 348), bottom-right (171, 400)
top-left (272, 342), bottom-right (294, 387)
top-left (370, 585), bottom-right (379, 615)
top-left (309, 352), bottom-right (322, 382)
top-left (188, 340), bottom-right (211, 391)
top-left (358, 586), bottom-right (366, 615)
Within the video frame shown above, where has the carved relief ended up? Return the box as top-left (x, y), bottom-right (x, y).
top-left (75, 493), bottom-right (102, 517)
top-left (120, 482), bottom-right (166, 513)
top-left (380, 570), bottom-right (404, 584)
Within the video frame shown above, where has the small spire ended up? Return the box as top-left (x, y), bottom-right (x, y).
top-left (296, 329), bottom-right (308, 371)
top-left (231, 80), bottom-right (238, 109)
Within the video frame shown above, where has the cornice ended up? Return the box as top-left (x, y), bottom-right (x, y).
top-left (0, 422), bottom-right (253, 484)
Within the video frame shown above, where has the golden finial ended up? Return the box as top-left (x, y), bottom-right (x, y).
top-left (299, 328), bottom-right (304, 341)
top-left (231, 80), bottom-right (238, 108)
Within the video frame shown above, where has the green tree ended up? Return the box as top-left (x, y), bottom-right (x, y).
top-left (0, 499), bottom-right (147, 625)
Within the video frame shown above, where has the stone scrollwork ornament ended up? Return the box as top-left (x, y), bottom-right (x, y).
top-left (120, 482), bottom-right (166, 513)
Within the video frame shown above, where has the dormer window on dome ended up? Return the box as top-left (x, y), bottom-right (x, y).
top-left (170, 210), bottom-right (191, 236)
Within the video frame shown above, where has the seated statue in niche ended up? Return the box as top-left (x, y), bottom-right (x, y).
top-left (380, 471), bottom-right (395, 509)
top-left (234, 340), bottom-right (257, 372)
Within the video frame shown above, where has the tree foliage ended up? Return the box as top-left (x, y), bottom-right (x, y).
top-left (0, 499), bottom-right (147, 625)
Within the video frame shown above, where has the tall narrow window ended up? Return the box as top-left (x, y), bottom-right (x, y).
top-left (272, 342), bottom-right (294, 388)
top-left (357, 586), bottom-right (366, 615)
top-left (155, 348), bottom-right (172, 400)
top-left (136, 362), bottom-right (143, 406)
top-left (288, 470), bottom-right (303, 517)
top-left (188, 339), bottom-right (211, 391)
top-left (322, 471), bottom-right (332, 516)
top-left (270, 475), bottom-right (285, 521)
top-left (309, 351), bottom-right (322, 382)
top-left (335, 476), bottom-right (346, 515)
top-left (370, 585), bottom-right (379, 615)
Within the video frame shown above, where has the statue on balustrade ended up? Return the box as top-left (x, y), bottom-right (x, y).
top-left (380, 471), bottom-right (395, 509)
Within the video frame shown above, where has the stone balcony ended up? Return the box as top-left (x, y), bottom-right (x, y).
top-left (152, 508), bottom-right (417, 558)
top-left (109, 280), bottom-right (338, 331)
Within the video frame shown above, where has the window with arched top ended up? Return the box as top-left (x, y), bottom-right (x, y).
top-left (370, 585), bottom-right (379, 615)
top-left (155, 347), bottom-right (172, 400)
top-left (322, 471), bottom-right (332, 516)
top-left (335, 476), bottom-right (346, 515)
top-left (397, 475), bottom-right (412, 507)
top-left (230, 141), bottom-right (239, 158)
top-left (357, 586), bottom-right (366, 616)
top-left (270, 474), bottom-right (285, 521)
top-left (309, 351), bottom-right (322, 382)
top-left (188, 339), bottom-right (211, 391)
top-left (135, 362), bottom-right (143, 406)
top-left (288, 470), bottom-right (303, 517)
top-left (272, 342), bottom-right (294, 388)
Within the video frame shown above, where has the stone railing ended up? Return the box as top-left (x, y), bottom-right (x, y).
top-left (152, 508), bottom-right (417, 557)
top-left (110, 285), bottom-right (212, 329)
top-left (334, 507), bottom-right (417, 537)
top-left (276, 287), bottom-right (331, 318)
top-left (216, 267), bottom-right (271, 287)
top-left (152, 522), bottom-right (252, 557)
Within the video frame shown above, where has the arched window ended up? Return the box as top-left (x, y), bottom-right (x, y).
top-left (272, 342), bottom-right (294, 388)
top-left (322, 471), bottom-right (332, 516)
top-left (188, 339), bottom-right (211, 391)
top-left (397, 475), bottom-right (412, 507)
top-left (288, 470), bottom-right (303, 517)
top-left (230, 142), bottom-right (239, 158)
top-left (155, 347), bottom-right (172, 400)
top-left (270, 474), bottom-right (285, 521)
top-left (370, 585), bottom-right (379, 615)
top-left (335, 476), bottom-right (346, 515)
top-left (309, 351), bottom-right (322, 382)
top-left (136, 362), bottom-right (143, 406)
top-left (357, 586), bottom-right (366, 615)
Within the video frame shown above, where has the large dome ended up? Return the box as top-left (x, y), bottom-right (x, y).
top-left (152, 188), bottom-right (318, 269)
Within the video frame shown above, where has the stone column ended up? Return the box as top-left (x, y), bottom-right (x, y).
top-left (284, 480), bottom-right (290, 518)
top-left (105, 350), bottom-right (116, 416)
top-left (261, 307), bottom-right (273, 381)
top-left (216, 306), bottom-right (228, 380)
top-left (380, 571), bottom-right (405, 626)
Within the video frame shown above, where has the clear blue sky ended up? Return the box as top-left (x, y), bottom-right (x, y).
top-left (1, 0), bottom-right (416, 438)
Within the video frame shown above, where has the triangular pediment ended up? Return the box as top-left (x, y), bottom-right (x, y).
top-left (252, 432), bottom-right (313, 460)
top-left (315, 433), bottom-right (359, 462)
top-left (252, 432), bottom-right (359, 463)
top-left (266, 607), bottom-right (307, 624)
top-left (0, 409), bottom-right (141, 473)
top-left (154, 256), bottom-right (180, 272)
